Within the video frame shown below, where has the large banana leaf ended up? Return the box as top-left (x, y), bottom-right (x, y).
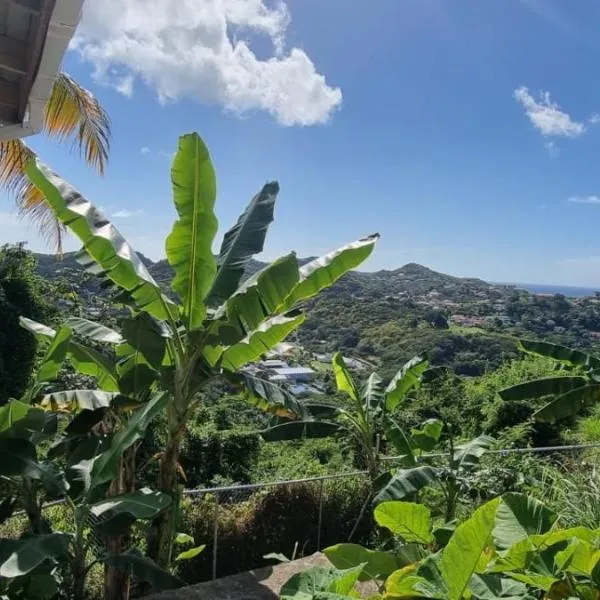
top-left (0, 533), bottom-right (72, 577)
top-left (66, 317), bottom-right (123, 344)
top-left (362, 372), bottom-right (383, 413)
top-left (383, 417), bottom-right (416, 465)
top-left (37, 325), bottom-right (72, 382)
top-left (0, 438), bottom-right (41, 478)
top-left (332, 353), bottom-right (360, 403)
top-left (41, 390), bottom-right (120, 412)
top-left (374, 466), bottom-right (439, 503)
top-left (281, 234), bottom-right (380, 310)
top-left (221, 313), bottom-right (305, 371)
top-left (90, 391), bottom-right (168, 491)
top-left (519, 340), bottom-right (600, 370)
top-left (0, 400), bottom-right (46, 437)
top-left (374, 501), bottom-right (433, 544)
top-left (261, 421), bottom-right (343, 442)
top-left (499, 377), bottom-right (587, 401)
top-left (533, 383), bottom-right (600, 422)
top-left (19, 316), bottom-right (56, 342)
top-left (451, 435), bottom-right (494, 470)
top-left (25, 158), bottom-right (176, 321)
top-left (243, 375), bottom-right (307, 419)
top-left (440, 497), bottom-right (500, 600)
top-left (91, 488), bottom-right (171, 520)
top-left (166, 133), bottom-right (218, 330)
top-left (410, 419), bottom-right (444, 452)
top-left (104, 549), bottom-right (184, 590)
top-left (223, 253), bottom-right (300, 332)
top-left (385, 354), bottom-right (428, 412)
top-left (121, 312), bottom-right (169, 370)
top-left (207, 181), bottom-right (279, 305)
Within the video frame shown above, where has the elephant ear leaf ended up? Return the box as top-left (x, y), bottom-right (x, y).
top-left (281, 234), bottom-right (379, 310)
top-left (25, 158), bottom-right (176, 321)
top-left (166, 132), bottom-right (218, 330)
top-left (207, 181), bottom-right (279, 306)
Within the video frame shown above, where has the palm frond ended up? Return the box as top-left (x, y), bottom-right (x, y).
top-left (0, 139), bottom-right (63, 253)
top-left (43, 72), bottom-right (111, 175)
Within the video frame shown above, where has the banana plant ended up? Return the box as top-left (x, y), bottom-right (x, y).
top-left (498, 340), bottom-right (600, 423)
top-left (25, 131), bottom-right (379, 569)
top-left (261, 352), bottom-right (430, 482)
top-left (281, 493), bottom-right (581, 600)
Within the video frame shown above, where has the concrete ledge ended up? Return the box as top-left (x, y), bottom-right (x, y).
top-left (146, 554), bottom-right (377, 599)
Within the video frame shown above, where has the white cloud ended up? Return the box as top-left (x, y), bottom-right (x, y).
top-left (567, 196), bottom-right (600, 205)
top-left (544, 141), bottom-right (558, 157)
top-left (72, 0), bottom-right (342, 126)
top-left (140, 146), bottom-right (150, 155)
top-left (112, 209), bottom-right (145, 218)
top-left (514, 86), bottom-right (585, 137)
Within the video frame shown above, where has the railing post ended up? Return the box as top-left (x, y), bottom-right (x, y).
top-left (212, 492), bottom-right (219, 581)
top-left (316, 478), bottom-right (324, 551)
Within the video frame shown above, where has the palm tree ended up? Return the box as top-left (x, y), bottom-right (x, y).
top-left (0, 73), bottom-right (110, 253)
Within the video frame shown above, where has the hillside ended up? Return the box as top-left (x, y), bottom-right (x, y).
top-left (33, 252), bottom-right (600, 377)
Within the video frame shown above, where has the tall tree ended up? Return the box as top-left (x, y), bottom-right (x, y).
top-left (0, 74), bottom-right (110, 252)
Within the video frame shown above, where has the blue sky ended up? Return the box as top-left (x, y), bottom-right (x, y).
top-left (4, 0), bottom-right (600, 286)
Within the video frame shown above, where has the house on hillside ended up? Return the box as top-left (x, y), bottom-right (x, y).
top-left (269, 367), bottom-right (316, 383)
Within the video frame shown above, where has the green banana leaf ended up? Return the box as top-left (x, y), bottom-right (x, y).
top-left (533, 384), bottom-right (600, 422)
top-left (166, 132), bottom-right (218, 330)
top-left (332, 352), bottom-right (360, 403)
top-left (261, 421), bottom-right (343, 442)
top-left (207, 181), bottom-right (279, 305)
top-left (410, 419), bottom-right (444, 452)
top-left (19, 316), bottom-right (56, 342)
top-left (223, 253), bottom-right (300, 332)
top-left (41, 390), bottom-right (120, 412)
top-left (0, 533), bottom-right (72, 577)
top-left (0, 438), bottom-right (41, 478)
top-left (104, 549), bottom-right (184, 589)
top-left (383, 417), bottom-right (416, 466)
top-left (66, 317), bottom-right (123, 344)
top-left (375, 466), bottom-right (439, 503)
top-left (90, 488), bottom-right (171, 520)
top-left (499, 377), bottom-right (587, 401)
top-left (121, 312), bottom-right (170, 370)
top-left (362, 372), bottom-right (383, 413)
top-left (281, 234), bottom-right (380, 310)
top-left (243, 375), bottom-right (307, 419)
top-left (451, 435), bottom-right (494, 470)
top-left (37, 325), bottom-right (72, 383)
top-left (0, 400), bottom-right (46, 437)
top-left (385, 354), bottom-right (429, 411)
top-left (374, 501), bottom-right (433, 544)
top-left (440, 497), bottom-right (500, 600)
top-left (221, 313), bottom-right (305, 371)
top-left (25, 158), bottom-right (176, 321)
top-left (519, 340), bottom-right (600, 370)
top-left (90, 391), bottom-right (168, 491)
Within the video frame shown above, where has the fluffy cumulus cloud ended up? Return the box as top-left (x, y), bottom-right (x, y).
top-left (112, 209), bottom-right (144, 218)
top-left (72, 0), bottom-right (342, 126)
top-left (513, 87), bottom-right (586, 138)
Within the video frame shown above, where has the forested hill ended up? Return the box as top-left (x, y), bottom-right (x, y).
top-left (33, 252), bottom-right (600, 378)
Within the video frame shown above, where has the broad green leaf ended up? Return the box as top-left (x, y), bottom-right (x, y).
top-left (104, 549), bottom-right (184, 589)
top-left (385, 355), bottom-right (428, 411)
top-left (383, 417), bottom-right (416, 466)
top-left (280, 565), bottom-right (364, 600)
top-left (19, 316), bottom-right (56, 342)
top-left (24, 573), bottom-right (59, 599)
top-left (0, 400), bottom-right (46, 437)
top-left (555, 540), bottom-right (593, 576)
top-left (90, 391), bottom-right (168, 491)
top-left (261, 421), bottom-right (343, 442)
top-left (223, 253), bottom-right (300, 332)
top-left (410, 419), bottom-right (443, 452)
top-left (91, 488), bottom-right (171, 520)
top-left (469, 574), bottom-right (530, 600)
top-left (0, 533), bottom-right (72, 577)
top-left (494, 493), bottom-right (557, 552)
top-left (41, 390), bottom-right (120, 412)
top-left (66, 317), bottom-right (123, 344)
top-left (452, 435), bottom-right (494, 471)
top-left (507, 572), bottom-right (558, 591)
top-left (207, 181), bottom-right (279, 305)
top-left (37, 325), bottom-right (72, 382)
top-left (499, 377), bottom-right (587, 402)
top-left (332, 353), bottom-right (360, 403)
top-left (116, 348), bottom-right (159, 397)
top-left (281, 234), bottom-right (380, 310)
top-left (221, 313), bottom-right (305, 371)
top-left (174, 533), bottom-right (194, 545)
top-left (363, 373), bottom-right (384, 413)
top-left (305, 402), bottom-right (343, 420)
top-left (519, 340), bottom-right (600, 369)
top-left (69, 341), bottom-right (119, 392)
top-left (25, 158), bottom-right (176, 321)
top-left (121, 312), bottom-right (169, 370)
top-left (166, 132), bottom-right (218, 330)
top-left (533, 384), bottom-right (600, 422)
top-left (324, 543), bottom-right (401, 581)
top-left (386, 556), bottom-right (447, 599)
top-left (374, 502), bottom-right (433, 544)
top-left (374, 466), bottom-right (439, 503)
top-left (0, 438), bottom-right (43, 478)
top-left (175, 545), bottom-right (206, 562)
top-left (0, 497), bottom-right (16, 525)
top-left (440, 497), bottom-right (500, 600)
top-left (243, 374), bottom-right (307, 419)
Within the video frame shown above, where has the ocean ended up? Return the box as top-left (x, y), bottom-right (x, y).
top-left (500, 283), bottom-right (599, 298)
